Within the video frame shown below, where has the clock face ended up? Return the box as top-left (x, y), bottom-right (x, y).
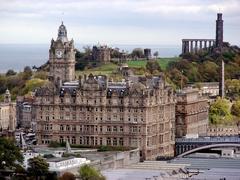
top-left (56, 50), bottom-right (63, 58)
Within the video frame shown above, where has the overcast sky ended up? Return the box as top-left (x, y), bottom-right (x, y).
top-left (0, 0), bottom-right (239, 46)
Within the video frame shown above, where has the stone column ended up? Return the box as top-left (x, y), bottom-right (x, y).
top-left (204, 40), bottom-right (207, 49)
top-left (200, 41), bottom-right (202, 50)
top-left (208, 41), bottom-right (212, 51)
top-left (186, 41), bottom-right (189, 53)
top-left (182, 40), bottom-right (185, 54)
top-left (190, 41), bottom-right (193, 53)
top-left (195, 40), bottom-right (198, 53)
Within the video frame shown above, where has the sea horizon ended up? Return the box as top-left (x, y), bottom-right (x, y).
top-left (0, 43), bottom-right (181, 73)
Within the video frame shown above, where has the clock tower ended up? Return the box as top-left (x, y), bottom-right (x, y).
top-left (49, 22), bottom-right (75, 85)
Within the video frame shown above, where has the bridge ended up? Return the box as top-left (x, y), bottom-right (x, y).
top-left (177, 143), bottom-right (240, 157)
top-left (175, 136), bottom-right (240, 156)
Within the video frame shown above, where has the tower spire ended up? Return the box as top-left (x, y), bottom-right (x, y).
top-left (57, 22), bottom-right (68, 43)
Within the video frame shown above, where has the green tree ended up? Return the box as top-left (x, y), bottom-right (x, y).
top-left (199, 61), bottom-right (219, 82)
top-left (0, 75), bottom-right (7, 94)
top-left (231, 100), bottom-right (240, 119)
top-left (131, 48), bottom-right (144, 59)
top-left (22, 78), bottom-right (47, 95)
top-left (225, 79), bottom-right (240, 100)
top-left (153, 51), bottom-right (159, 59)
top-left (79, 165), bottom-right (106, 180)
top-left (209, 98), bottom-right (232, 125)
top-left (33, 71), bottom-right (48, 80)
top-left (0, 137), bottom-right (23, 169)
top-left (6, 69), bottom-right (17, 76)
top-left (146, 60), bottom-right (162, 74)
top-left (27, 156), bottom-right (49, 179)
top-left (22, 66), bottom-right (33, 80)
top-left (167, 68), bottom-right (188, 89)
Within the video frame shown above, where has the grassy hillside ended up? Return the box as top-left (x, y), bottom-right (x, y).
top-left (127, 57), bottom-right (179, 70)
top-left (76, 63), bottom-right (119, 76)
top-left (76, 57), bottom-right (179, 76)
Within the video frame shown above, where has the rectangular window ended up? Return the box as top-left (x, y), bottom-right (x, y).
top-left (119, 138), bottom-right (123, 146)
top-left (120, 126), bottom-right (123, 132)
top-left (100, 137), bottom-right (103, 145)
top-left (107, 126), bottom-right (111, 132)
top-left (60, 125), bottom-right (64, 131)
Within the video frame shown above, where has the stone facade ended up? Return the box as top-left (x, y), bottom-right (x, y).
top-left (176, 88), bottom-right (208, 138)
top-left (16, 96), bottom-right (36, 130)
top-left (0, 90), bottom-right (16, 131)
top-left (49, 22), bottom-right (75, 84)
top-left (144, 48), bottom-right (151, 60)
top-left (92, 45), bottom-right (111, 63)
top-left (35, 75), bottom-right (175, 160)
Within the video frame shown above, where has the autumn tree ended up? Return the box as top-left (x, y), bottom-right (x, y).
top-left (79, 165), bottom-right (106, 180)
top-left (146, 60), bottom-right (162, 74)
top-left (209, 98), bottom-right (232, 125)
top-left (231, 100), bottom-right (240, 119)
top-left (59, 172), bottom-right (75, 180)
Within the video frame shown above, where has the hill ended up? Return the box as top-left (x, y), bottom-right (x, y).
top-left (76, 57), bottom-right (179, 77)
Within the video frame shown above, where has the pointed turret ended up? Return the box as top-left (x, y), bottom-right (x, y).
top-left (57, 22), bottom-right (68, 43)
top-left (4, 89), bottom-right (11, 103)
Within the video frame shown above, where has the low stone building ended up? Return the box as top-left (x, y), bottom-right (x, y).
top-left (144, 48), bottom-right (151, 60)
top-left (92, 45), bottom-right (111, 63)
top-left (176, 88), bottom-right (209, 138)
top-left (0, 90), bottom-right (16, 131)
top-left (208, 125), bottom-right (240, 136)
top-left (118, 63), bottom-right (133, 77)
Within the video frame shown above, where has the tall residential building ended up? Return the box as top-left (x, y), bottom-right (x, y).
top-left (34, 23), bottom-right (176, 160)
top-left (16, 96), bottom-right (36, 130)
top-left (176, 88), bottom-right (208, 138)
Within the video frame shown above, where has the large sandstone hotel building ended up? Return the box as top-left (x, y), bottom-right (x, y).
top-left (35, 23), bottom-right (175, 160)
